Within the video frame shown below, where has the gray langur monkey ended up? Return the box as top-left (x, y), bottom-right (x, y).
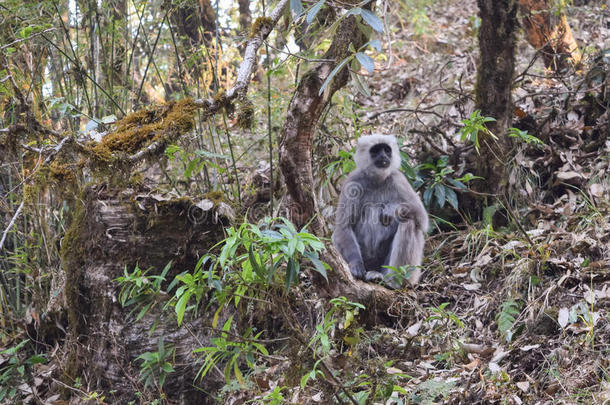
top-left (332, 134), bottom-right (428, 288)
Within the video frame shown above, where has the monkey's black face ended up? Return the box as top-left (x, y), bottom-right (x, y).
top-left (370, 143), bottom-right (392, 169)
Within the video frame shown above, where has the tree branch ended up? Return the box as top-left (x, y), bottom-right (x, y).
top-left (126, 0), bottom-right (290, 163)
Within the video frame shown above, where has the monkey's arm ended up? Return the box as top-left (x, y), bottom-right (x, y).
top-left (392, 174), bottom-right (429, 231)
top-left (332, 179), bottom-right (366, 279)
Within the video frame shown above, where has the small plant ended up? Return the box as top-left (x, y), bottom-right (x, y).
top-left (0, 340), bottom-right (46, 402)
top-left (382, 264), bottom-right (419, 287)
top-left (508, 127), bottom-right (545, 146)
top-left (193, 316), bottom-right (268, 385)
top-left (116, 262), bottom-right (172, 321)
top-left (400, 0), bottom-right (434, 36)
top-left (308, 297), bottom-right (365, 358)
top-left (324, 148), bottom-right (356, 185)
top-left (496, 299), bottom-right (521, 342)
top-left (457, 110), bottom-right (497, 153)
top-left (301, 297), bottom-right (365, 390)
top-left (173, 217), bottom-right (328, 326)
top-left (427, 302), bottom-right (464, 329)
top-left (417, 156), bottom-right (480, 210)
top-left (259, 385), bottom-right (288, 404)
top-left (135, 337), bottom-right (175, 390)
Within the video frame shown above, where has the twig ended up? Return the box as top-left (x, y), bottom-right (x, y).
top-left (0, 201), bottom-right (24, 252)
top-left (0, 27), bottom-right (57, 50)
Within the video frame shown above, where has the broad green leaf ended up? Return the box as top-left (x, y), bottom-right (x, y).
top-left (318, 56), bottom-right (352, 95)
top-left (285, 258), bottom-right (298, 289)
top-left (434, 185), bottom-right (446, 208)
top-left (355, 52), bottom-right (375, 73)
top-left (360, 9), bottom-right (384, 32)
top-left (175, 291), bottom-right (192, 326)
top-left (304, 251), bottom-right (328, 281)
top-left (306, 0), bottom-right (326, 24)
top-left (445, 187), bottom-right (459, 210)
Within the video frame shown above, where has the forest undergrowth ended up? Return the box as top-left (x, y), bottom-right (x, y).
top-left (0, 0), bottom-right (608, 404)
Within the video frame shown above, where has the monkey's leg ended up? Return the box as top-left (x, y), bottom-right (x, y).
top-left (384, 220), bottom-right (424, 286)
top-left (332, 227), bottom-right (367, 279)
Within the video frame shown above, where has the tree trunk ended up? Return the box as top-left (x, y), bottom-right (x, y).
top-left (58, 186), bottom-right (229, 403)
top-left (170, 0), bottom-right (216, 48)
top-left (518, 0), bottom-right (581, 71)
top-left (474, 0), bottom-right (518, 199)
top-left (278, 5), bottom-right (399, 308)
top-left (279, 13), bottom-right (368, 234)
top-left (238, 0), bottom-right (251, 35)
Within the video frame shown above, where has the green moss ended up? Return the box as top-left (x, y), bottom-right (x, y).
top-left (60, 198), bottom-right (88, 335)
top-left (214, 90), bottom-right (235, 117)
top-left (89, 98), bottom-right (198, 161)
top-left (250, 16), bottom-right (273, 39)
top-left (204, 190), bottom-right (226, 205)
top-left (236, 96), bottom-right (254, 129)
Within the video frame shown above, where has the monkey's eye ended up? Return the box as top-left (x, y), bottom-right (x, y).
top-left (370, 143), bottom-right (392, 157)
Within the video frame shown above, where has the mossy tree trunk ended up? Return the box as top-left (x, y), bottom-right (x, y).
top-left (474, 0), bottom-right (518, 200)
top-left (518, 0), bottom-right (581, 71)
top-left (59, 186), bottom-right (228, 403)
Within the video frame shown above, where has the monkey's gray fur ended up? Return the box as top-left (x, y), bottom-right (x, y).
top-left (332, 134), bottom-right (428, 288)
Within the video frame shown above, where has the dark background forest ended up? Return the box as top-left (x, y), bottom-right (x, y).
top-left (0, 0), bottom-right (608, 403)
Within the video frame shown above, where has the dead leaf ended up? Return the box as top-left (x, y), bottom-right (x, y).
top-left (516, 381), bottom-right (530, 392)
top-left (590, 183), bottom-right (604, 198)
top-left (196, 199), bottom-right (214, 211)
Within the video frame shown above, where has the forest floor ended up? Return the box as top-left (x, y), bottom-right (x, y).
top-left (344, 1), bottom-right (610, 403)
top-left (249, 1), bottom-right (610, 404)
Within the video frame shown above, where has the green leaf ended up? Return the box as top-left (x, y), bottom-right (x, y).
top-left (434, 185), bottom-right (446, 208)
top-left (423, 187), bottom-right (433, 207)
top-left (360, 9), bottom-right (384, 32)
top-left (355, 52), bottom-right (374, 73)
top-left (306, 0), bottom-right (326, 24)
top-left (290, 0), bottom-right (303, 14)
top-left (318, 55), bottom-right (352, 95)
top-left (445, 187), bottom-right (459, 210)
top-left (351, 71), bottom-right (372, 98)
top-left (285, 258), bottom-right (298, 289)
top-left (304, 251), bottom-right (328, 282)
top-left (175, 291), bottom-right (192, 326)
top-left (248, 244), bottom-right (266, 280)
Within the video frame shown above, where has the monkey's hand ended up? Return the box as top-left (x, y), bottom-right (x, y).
top-left (348, 260), bottom-right (366, 280)
top-left (395, 204), bottom-right (428, 230)
top-left (395, 204), bottom-right (415, 222)
top-left (365, 271), bottom-right (401, 290)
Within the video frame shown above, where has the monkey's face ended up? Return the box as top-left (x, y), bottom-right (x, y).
top-left (370, 143), bottom-right (392, 169)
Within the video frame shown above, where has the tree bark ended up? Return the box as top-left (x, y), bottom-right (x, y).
top-left (170, 0), bottom-right (217, 48)
top-left (59, 186), bottom-right (229, 403)
top-left (518, 0), bottom-right (581, 71)
top-left (474, 0), bottom-right (518, 199)
top-left (279, 13), bottom-right (369, 234)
